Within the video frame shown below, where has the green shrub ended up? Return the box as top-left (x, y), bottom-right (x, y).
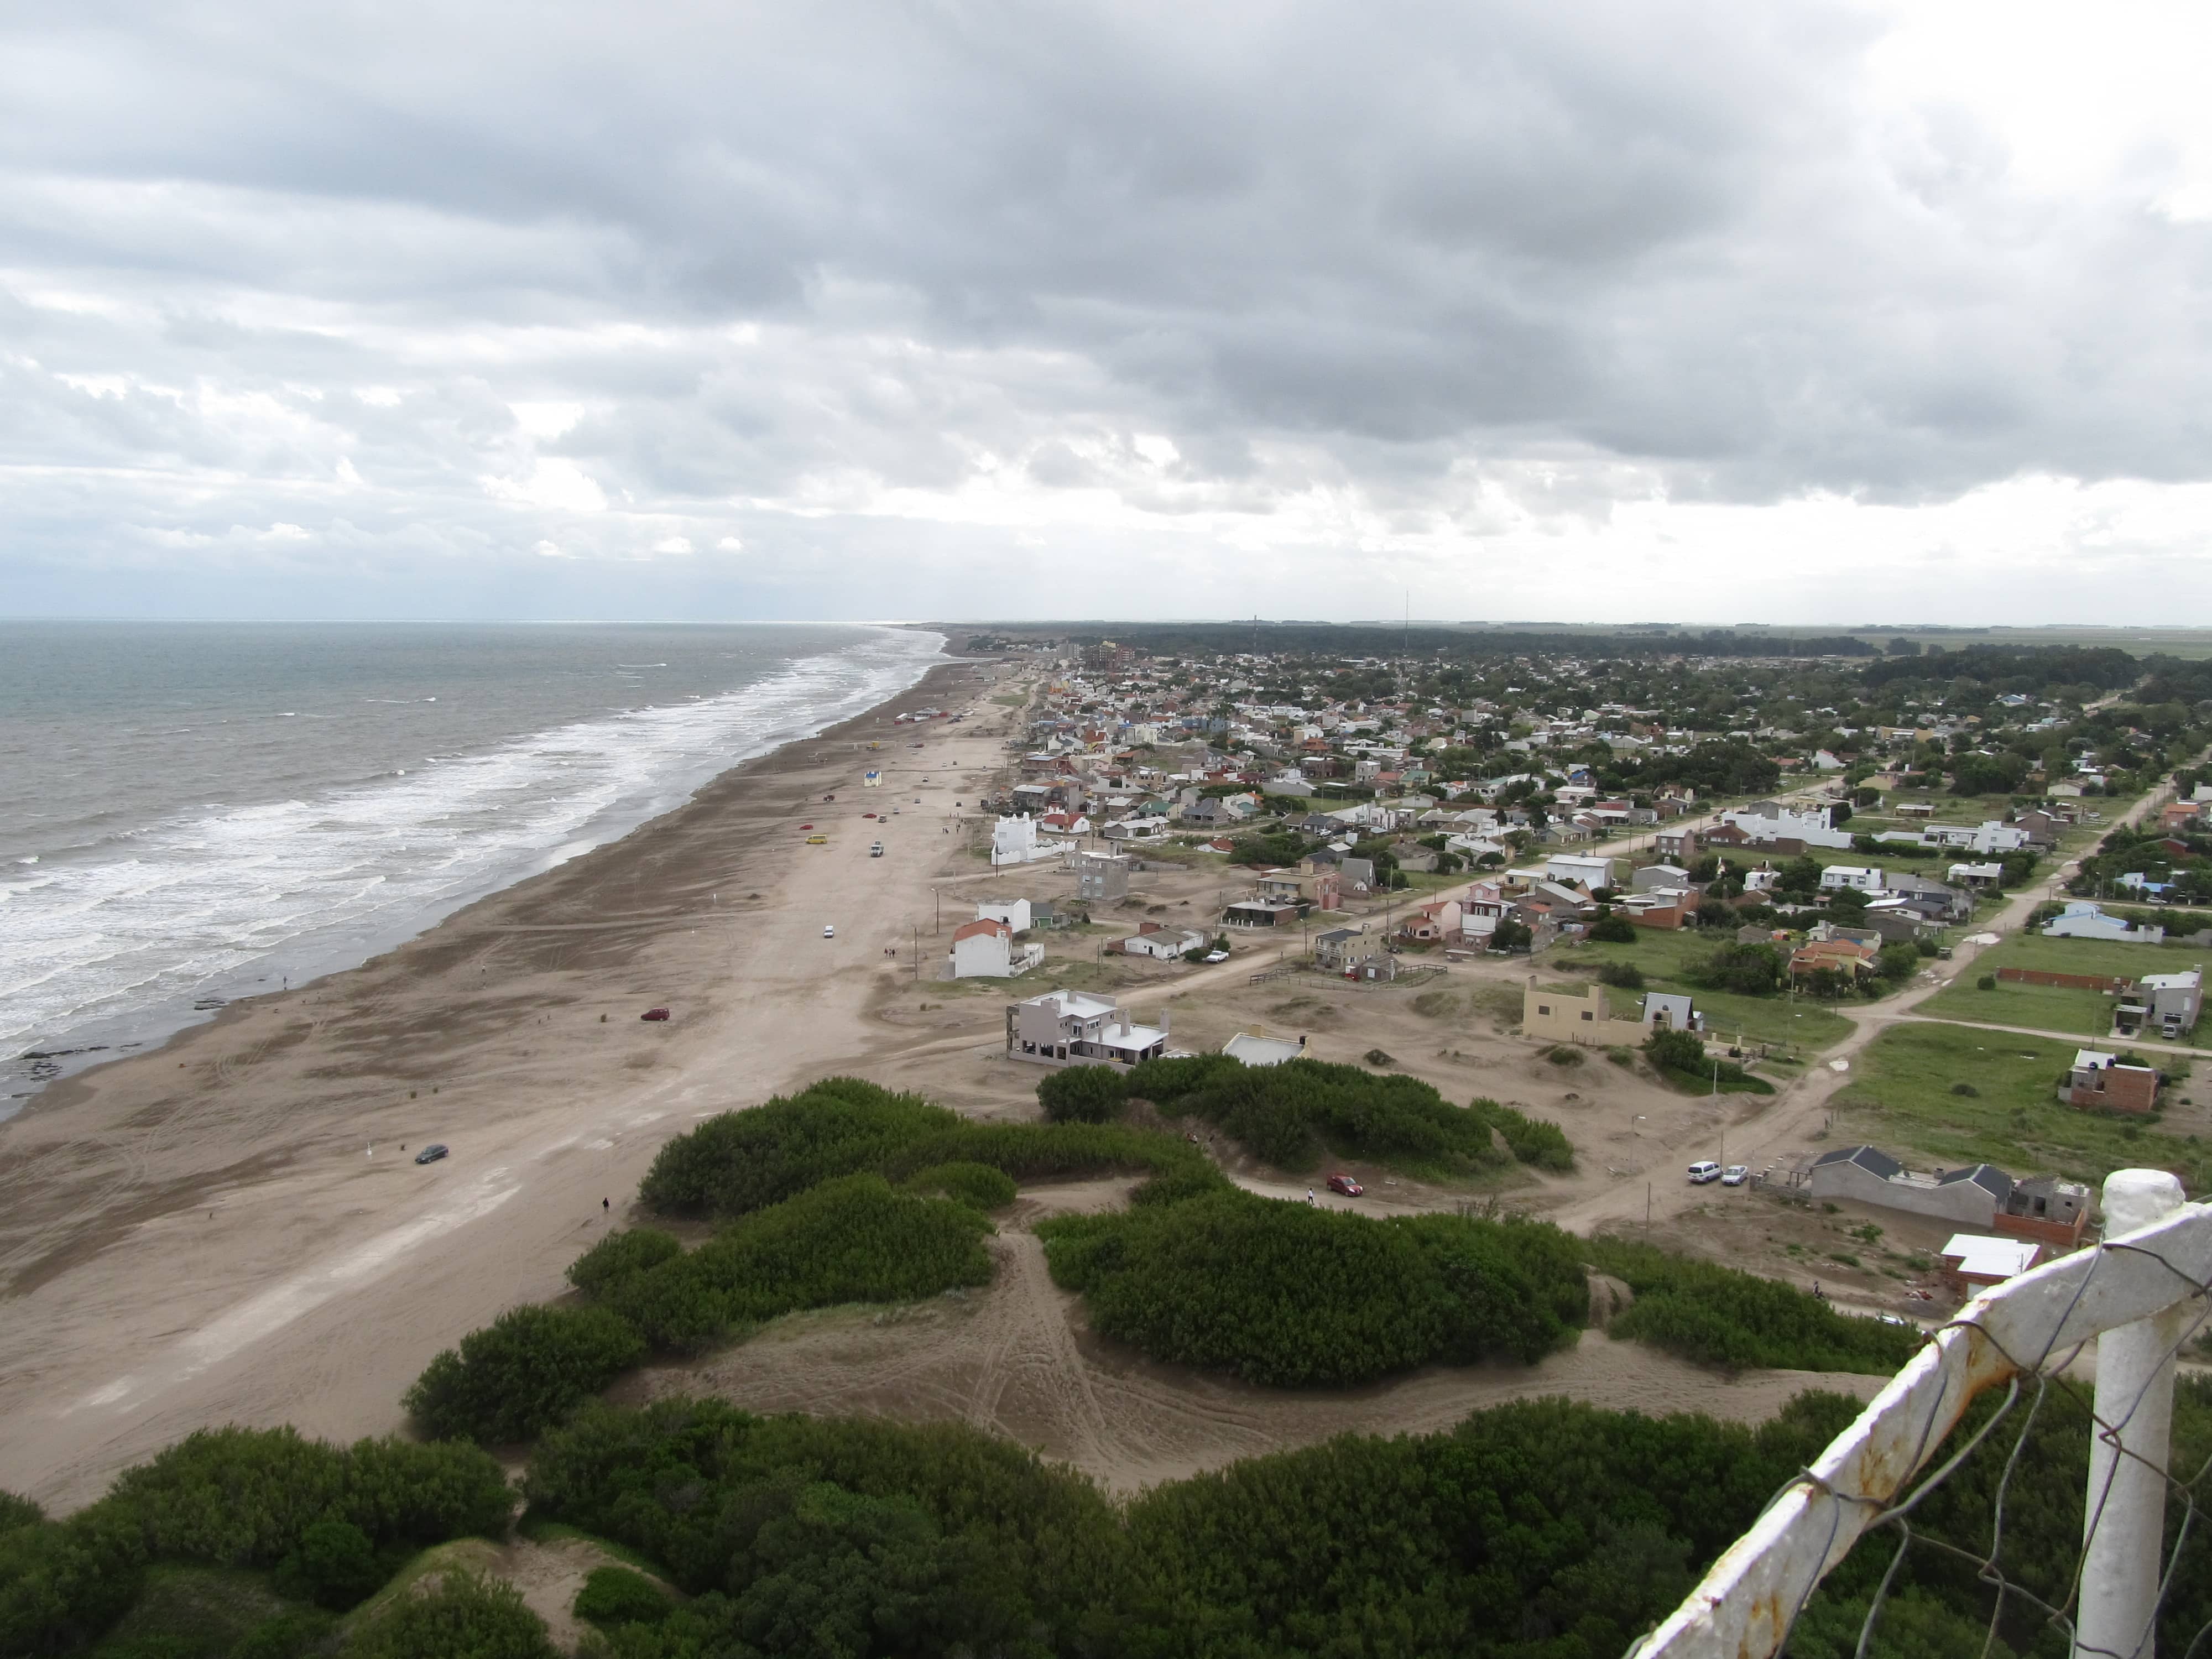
top-left (1978, 973), bottom-right (1998, 990)
top-left (1037, 1063), bottom-right (1129, 1123)
top-left (1583, 1235), bottom-right (1922, 1373)
top-left (566, 1228), bottom-right (682, 1297)
top-left (280, 1517), bottom-right (382, 1610)
top-left (899, 1160), bottom-right (1018, 1209)
top-left (1950, 1081), bottom-right (1980, 1097)
top-left (404, 1305), bottom-right (646, 1444)
top-left (341, 1568), bottom-right (558, 1659)
top-left (638, 1078), bottom-right (960, 1218)
top-left (1594, 960), bottom-right (1645, 989)
top-left (1587, 911), bottom-right (1636, 943)
top-left (1468, 1099), bottom-right (1575, 1171)
top-left (1691, 942), bottom-right (1786, 995)
top-left (0, 1491), bottom-right (42, 1535)
top-left (589, 1176), bottom-right (994, 1355)
top-left (0, 1430), bottom-right (508, 1657)
top-left (1543, 1044), bottom-right (1584, 1067)
top-left (1038, 1191), bottom-right (1584, 1386)
top-left (572, 1564), bottom-right (671, 1628)
top-left (1642, 1027), bottom-right (1775, 1095)
top-left (1120, 1053), bottom-right (1509, 1177)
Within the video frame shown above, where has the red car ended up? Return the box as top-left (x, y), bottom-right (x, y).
top-left (641, 1008), bottom-right (670, 1022)
top-left (798, 823), bottom-right (814, 831)
top-left (1326, 1173), bottom-right (1363, 1197)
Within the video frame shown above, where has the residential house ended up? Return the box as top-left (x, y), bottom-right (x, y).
top-left (1811, 1146), bottom-right (2013, 1228)
top-left (1885, 871), bottom-right (1975, 922)
top-left (948, 917), bottom-right (1045, 979)
top-left (1005, 989), bottom-right (1170, 1067)
top-left (1654, 827), bottom-right (1699, 863)
top-left (1524, 979), bottom-right (1628, 1045)
top-left (1947, 861), bottom-right (2005, 890)
top-left (1790, 936), bottom-right (1878, 982)
top-left (1938, 1235), bottom-right (2044, 1298)
top-left (1641, 992), bottom-right (1705, 1034)
top-left (1072, 849), bottom-right (1132, 902)
top-left (1545, 853), bottom-right (1618, 891)
top-left (1720, 800), bottom-right (1855, 849)
top-left (1632, 863), bottom-right (1692, 893)
top-left (2061, 1048), bottom-right (2159, 1113)
top-left (1114, 922), bottom-right (1205, 960)
top-left (992, 815), bottom-right (1061, 867)
top-left (2000, 1176), bottom-right (2094, 1249)
top-left (1313, 926), bottom-right (1381, 971)
top-left (2042, 901), bottom-right (2164, 943)
top-left (2125, 967), bottom-right (2204, 1037)
top-left (1819, 865), bottom-right (1887, 894)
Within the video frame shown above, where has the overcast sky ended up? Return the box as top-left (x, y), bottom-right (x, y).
top-left (4, 1), bottom-right (2211, 625)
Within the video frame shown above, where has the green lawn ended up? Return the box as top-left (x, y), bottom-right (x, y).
top-left (1918, 931), bottom-right (2208, 1039)
top-left (1832, 1022), bottom-right (2209, 1191)
top-left (1548, 930), bottom-right (1858, 1055)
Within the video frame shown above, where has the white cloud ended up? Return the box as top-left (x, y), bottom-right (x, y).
top-left (480, 460), bottom-right (607, 514)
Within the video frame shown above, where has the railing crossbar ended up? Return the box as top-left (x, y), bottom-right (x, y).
top-left (1630, 1195), bottom-right (2212, 1659)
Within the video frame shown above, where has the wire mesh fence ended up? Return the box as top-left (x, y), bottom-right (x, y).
top-left (1631, 1173), bottom-right (2212, 1659)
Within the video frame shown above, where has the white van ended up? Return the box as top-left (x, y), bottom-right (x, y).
top-left (1686, 1160), bottom-right (1723, 1184)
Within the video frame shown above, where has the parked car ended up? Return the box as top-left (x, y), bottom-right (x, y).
top-left (1202, 950), bottom-right (1228, 963)
top-left (640, 1007), bottom-right (670, 1022)
top-left (806, 834), bottom-right (827, 844)
top-left (870, 842), bottom-right (884, 857)
top-left (1687, 1160), bottom-right (1723, 1184)
top-left (823, 925), bottom-right (836, 938)
top-left (1721, 1164), bottom-right (1749, 1187)
top-left (798, 822), bottom-right (814, 831)
top-left (414, 1144), bottom-right (448, 1166)
top-left (1326, 1173), bottom-right (1364, 1197)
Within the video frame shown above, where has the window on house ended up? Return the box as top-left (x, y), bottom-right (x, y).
top-left (1537, 1004), bottom-right (1550, 1016)
top-left (1580, 1010), bottom-right (1594, 1021)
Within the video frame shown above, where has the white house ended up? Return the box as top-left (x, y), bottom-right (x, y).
top-left (992, 815), bottom-right (1060, 867)
top-left (1947, 861), bottom-right (2005, 890)
top-left (1005, 989), bottom-right (1170, 1067)
top-left (975, 899), bottom-right (1033, 934)
top-left (1116, 923), bottom-right (1204, 960)
top-left (1545, 853), bottom-right (1618, 891)
top-left (2041, 901), bottom-right (2165, 943)
top-left (1819, 866), bottom-right (1887, 894)
top-left (1719, 801), bottom-right (1854, 849)
top-left (947, 917), bottom-right (1045, 979)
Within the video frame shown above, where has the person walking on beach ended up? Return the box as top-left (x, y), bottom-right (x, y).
top-left (602, 1198), bottom-right (610, 1213)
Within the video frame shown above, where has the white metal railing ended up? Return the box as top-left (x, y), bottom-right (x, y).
top-left (1630, 1171), bottom-right (2212, 1659)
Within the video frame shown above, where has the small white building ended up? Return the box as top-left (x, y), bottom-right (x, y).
top-left (992, 815), bottom-right (1060, 867)
top-left (947, 917), bottom-right (1045, 979)
top-left (1719, 801), bottom-right (1854, 849)
top-left (1819, 865), bottom-right (1887, 894)
top-left (1947, 860), bottom-right (2005, 890)
top-left (1117, 924), bottom-right (1204, 960)
top-left (1545, 853), bottom-right (1618, 891)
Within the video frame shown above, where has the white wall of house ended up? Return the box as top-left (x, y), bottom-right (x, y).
top-left (977, 899), bottom-right (1032, 933)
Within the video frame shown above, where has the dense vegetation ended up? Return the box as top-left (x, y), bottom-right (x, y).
top-left (1038, 1191), bottom-right (1587, 1385)
top-left (404, 1305), bottom-right (647, 1445)
top-left (0, 1427), bottom-right (510, 1655)
top-left (1121, 1052), bottom-right (1517, 1177)
top-left (1468, 1097), bottom-right (1576, 1171)
top-left (572, 1176), bottom-right (993, 1354)
top-left (1583, 1235), bottom-right (1923, 1373)
top-left (519, 1385), bottom-right (2212, 1659)
top-left (640, 1077), bottom-right (1221, 1218)
top-left (1644, 1027), bottom-right (1776, 1095)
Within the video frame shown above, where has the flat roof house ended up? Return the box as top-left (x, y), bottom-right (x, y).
top-left (1006, 989), bottom-right (1169, 1068)
top-left (2062, 1048), bottom-right (2159, 1113)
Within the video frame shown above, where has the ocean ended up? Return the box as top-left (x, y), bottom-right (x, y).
top-left (0, 621), bottom-right (944, 1113)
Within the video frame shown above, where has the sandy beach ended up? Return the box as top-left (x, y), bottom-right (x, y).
top-left (0, 653), bottom-right (1022, 1509)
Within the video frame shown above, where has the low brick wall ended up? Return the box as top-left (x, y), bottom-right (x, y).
top-left (1997, 967), bottom-right (2129, 993)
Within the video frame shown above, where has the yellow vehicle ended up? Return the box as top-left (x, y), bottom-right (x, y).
top-left (805, 834), bottom-right (828, 844)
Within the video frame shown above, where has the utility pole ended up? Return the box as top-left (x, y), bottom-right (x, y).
top-left (911, 925), bottom-right (919, 982)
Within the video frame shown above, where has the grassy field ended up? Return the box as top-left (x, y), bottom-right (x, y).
top-left (1831, 1022), bottom-right (2210, 1191)
top-left (1545, 929), bottom-right (1858, 1054)
top-left (1918, 932), bottom-right (2208, 1039)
